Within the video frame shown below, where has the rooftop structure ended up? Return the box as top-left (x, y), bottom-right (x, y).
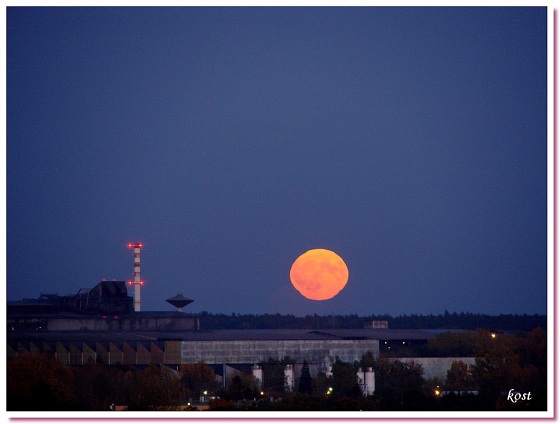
top-left (166, 294), bottom-right (194, 312)
top-left (7, 280), bottom-right (133, 316)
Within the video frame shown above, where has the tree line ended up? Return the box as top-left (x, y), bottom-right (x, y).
top-left (195, 310), bottom-right (546, 331)
top-left (7, 328), bottom-right (546, 411)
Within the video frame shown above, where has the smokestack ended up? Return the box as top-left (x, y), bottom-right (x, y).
top-left (127, 243), bottom-right (143, 312)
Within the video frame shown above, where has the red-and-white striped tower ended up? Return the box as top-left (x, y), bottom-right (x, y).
top-left (127, 243), bottom-right (144, 312)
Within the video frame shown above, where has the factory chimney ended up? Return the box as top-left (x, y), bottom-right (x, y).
top-left (127, 243), bottom-right (143, 312)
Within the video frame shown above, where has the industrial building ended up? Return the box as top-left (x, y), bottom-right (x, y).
top-left (6, 243), bottom-right (464, 392)
top-left (7, 310), bottom-right (448, 384)
top-left (7, 279), bottom-right (433, 373)
top-left (8, 288), bottom-right (461, 390)
top-left (8, 324), bottom-right (446, 395)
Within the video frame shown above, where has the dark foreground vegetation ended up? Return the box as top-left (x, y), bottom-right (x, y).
top-left (195, 310), bottom-right (546, 331)
top-left (7, 328), bottom-right (546, 412)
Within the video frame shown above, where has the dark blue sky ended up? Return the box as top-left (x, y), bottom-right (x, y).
top-left (7, 7), bottom-right (548, 316)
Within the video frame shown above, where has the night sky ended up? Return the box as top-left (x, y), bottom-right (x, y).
top-left (7, 7), bottom-right (548, 316)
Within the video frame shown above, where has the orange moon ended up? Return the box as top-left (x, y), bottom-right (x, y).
top-left (289, 249), bottom-right (349, 301)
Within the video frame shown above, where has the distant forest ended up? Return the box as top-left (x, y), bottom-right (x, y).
top-left (195, 310), bottom-right (546, 332)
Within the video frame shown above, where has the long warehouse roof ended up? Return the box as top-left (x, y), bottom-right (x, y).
top-left (8, 328), bottom-right (440, 343)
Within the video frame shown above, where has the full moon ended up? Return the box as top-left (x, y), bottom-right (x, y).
top-left (289, 249), bottom-right (349, 301)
